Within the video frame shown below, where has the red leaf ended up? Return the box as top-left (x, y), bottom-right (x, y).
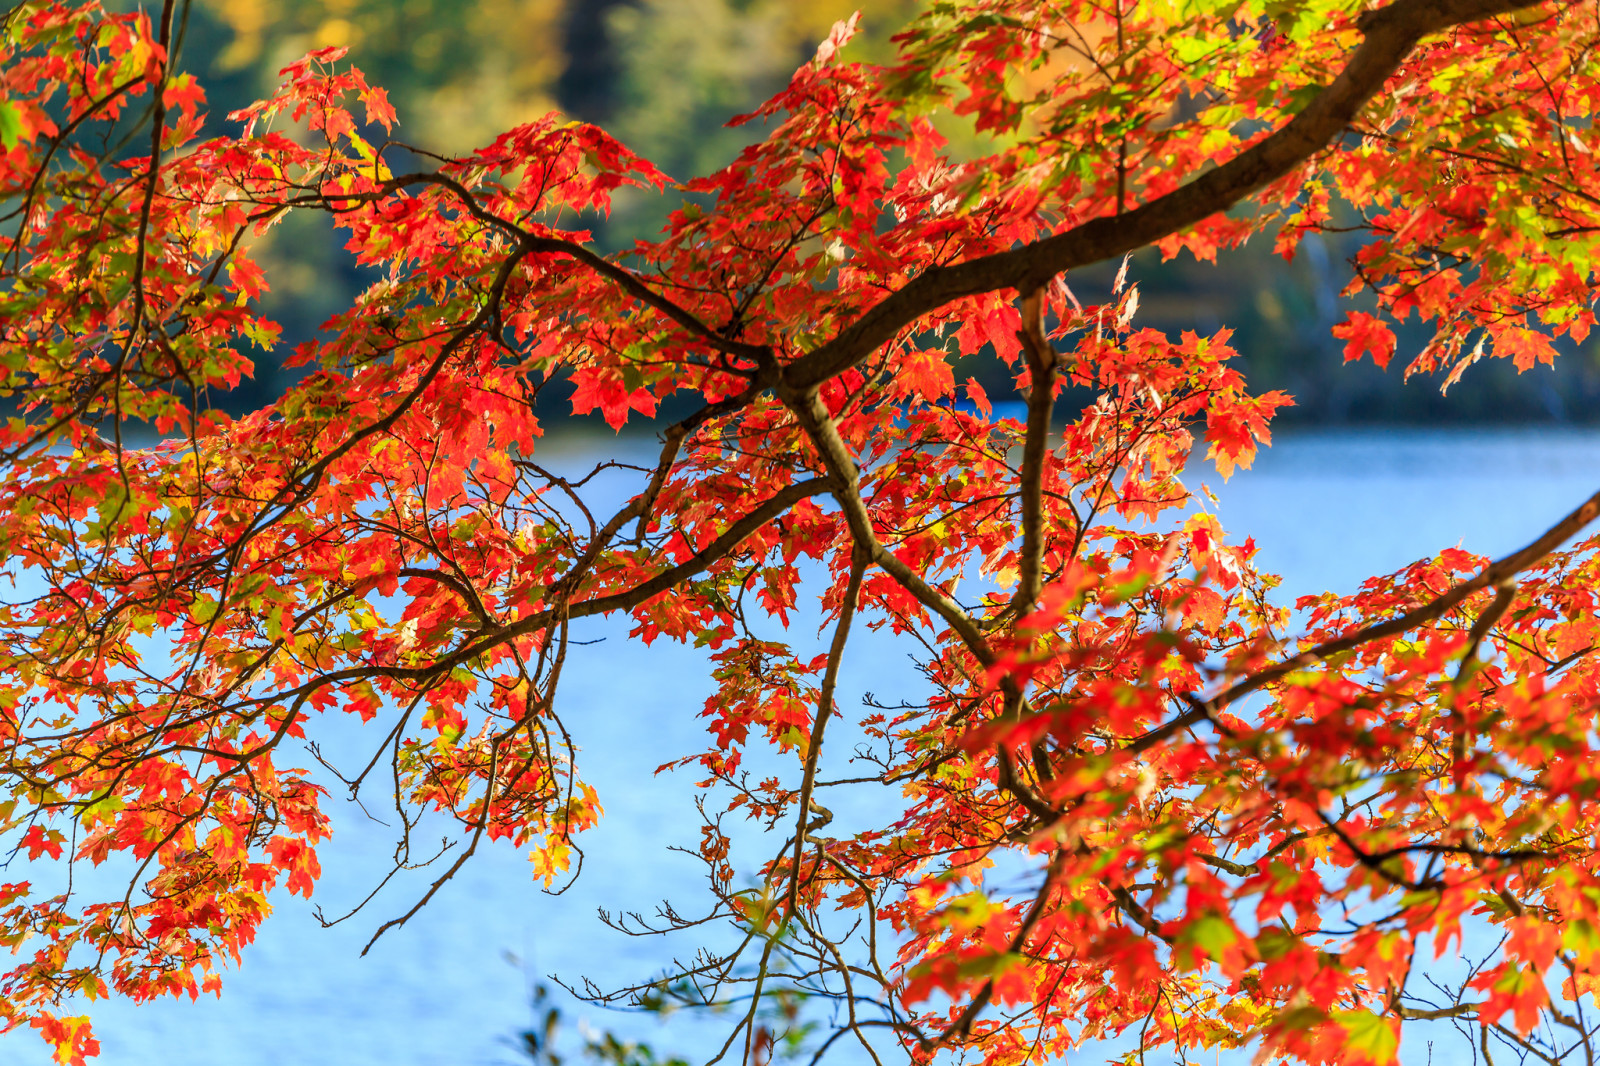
top-left (1332, 312), bottom-right (1397, 369)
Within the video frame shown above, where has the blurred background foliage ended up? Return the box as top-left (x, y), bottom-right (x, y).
top-left (150, 0), bottom-right (1600, 424)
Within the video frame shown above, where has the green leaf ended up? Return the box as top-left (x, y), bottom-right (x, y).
top-left (0, 101), bottom-right (21, 150)
top-left (1185, 914), bottom-right (1237, 957)
top-left (1564, 917), bottom-right (1600, 955)
top-left (1335, 1011), bottom-right (1398, 1065)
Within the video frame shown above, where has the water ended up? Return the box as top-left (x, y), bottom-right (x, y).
top-left (6, 429), bottom-right (1598, 1066)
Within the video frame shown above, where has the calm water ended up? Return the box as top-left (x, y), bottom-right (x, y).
top-left (7, 429), bottom-right (1599, 1066)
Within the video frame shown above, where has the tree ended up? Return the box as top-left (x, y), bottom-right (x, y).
top-left (188, 0), bottom-right (570, 154)
top-left (0, 0), bottom-right (1597, 1063)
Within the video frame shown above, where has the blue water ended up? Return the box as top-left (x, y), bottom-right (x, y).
top-left (6, 429), bottom-right (1598, 1066)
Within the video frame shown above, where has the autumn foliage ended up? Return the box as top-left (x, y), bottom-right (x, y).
top-left (2, 0), bottom-right (1600, 1062)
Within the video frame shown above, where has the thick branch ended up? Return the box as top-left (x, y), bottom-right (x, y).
top-left (1120, 485), bottom-right (1597, 758)
top-left (310, 170), bottom-right (768, 361)
top-left (784, 387), bottom-right (995, 663)
top-left (237, 476), bottom-right (839, 712)
top-left (774, 0), bottom-right (1543, 393)
top-left (1395, 1002), bottom-right (1481, 1020)
top-left (1216, 485), bottom-right (1599, 710)
top-left (474, 477), bottom-right (840, 653)
top-left (1013, 288), bottom-right (1056, 616)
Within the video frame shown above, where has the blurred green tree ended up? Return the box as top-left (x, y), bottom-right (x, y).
top-left (596, 0), bottom-right (920, 242)
top-left (202, 0), bottom-right (567, 152)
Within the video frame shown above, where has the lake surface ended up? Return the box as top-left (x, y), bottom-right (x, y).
top-left (8, 429), bottom-right (1599, 1066)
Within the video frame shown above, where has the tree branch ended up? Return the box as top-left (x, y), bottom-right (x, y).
top-left (1214, 484), bottom-right (1599, 711)
top-left (772, 0), bottom-right (1544, 394)
top-left (918, 851), bottom-right (1068, 1053)
top-left (1012, 288), bottom-right (1056, 617)
top-left (784, 545), bottom-right (868, 918)
top-left (784, 387), bottom-right (995, 664)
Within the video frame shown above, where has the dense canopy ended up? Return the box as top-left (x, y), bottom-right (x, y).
top-left (2, 0), bottom-right (1600, 1063)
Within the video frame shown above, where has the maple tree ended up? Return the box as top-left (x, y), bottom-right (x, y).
top-left (4, 0), bottom-right (1600, 1062)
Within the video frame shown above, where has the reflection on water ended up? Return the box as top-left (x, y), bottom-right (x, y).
top-left (7, 429), bottom-right (1597, 1066)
